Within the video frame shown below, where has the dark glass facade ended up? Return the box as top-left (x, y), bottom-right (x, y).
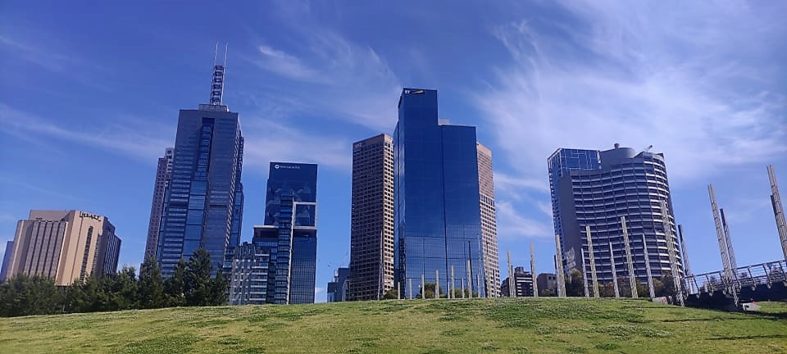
top-left (394, 88), bottom-right (489, 297)
top-left (548, 145), bottom-right (684, 284)
top-left (157, 106), bottom-right (244, 277)
top-left (253, 162), bottom-right (318, 304)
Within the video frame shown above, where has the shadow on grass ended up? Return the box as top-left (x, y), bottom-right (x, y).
top-left (708, 334), bottom-right (787, 341)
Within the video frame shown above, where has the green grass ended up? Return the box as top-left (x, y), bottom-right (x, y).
top-left (1, 298), bottom-right (786, 353)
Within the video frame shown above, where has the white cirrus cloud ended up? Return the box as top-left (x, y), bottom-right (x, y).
top-left (496, 200), bottom-right (553, 240)
top-left (475, 1), bottom-right (787, 190)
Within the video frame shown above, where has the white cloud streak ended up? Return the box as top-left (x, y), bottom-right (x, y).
top-left (476, 1), bottom-right (787, 188)
top-left (496, 200), bottom-right (552, 239)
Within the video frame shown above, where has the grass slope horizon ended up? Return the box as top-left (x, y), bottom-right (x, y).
top-left (1, 298), bottom-right (786, 353)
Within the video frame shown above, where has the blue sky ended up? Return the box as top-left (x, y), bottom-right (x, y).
top-left (1, 1), bottom-right (785, 302)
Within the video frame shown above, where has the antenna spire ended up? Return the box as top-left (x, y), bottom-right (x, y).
top-left (205, 42), bottom-right (228, 111)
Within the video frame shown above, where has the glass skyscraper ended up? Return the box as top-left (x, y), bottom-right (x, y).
top-left (253, 162), bottom-right (318, 304)
top-left (394, 88), bottom-right (498, 297)
top-left (548, 144), bottom-right (684, 285)
top-left (156, 63), bottom-right (244, 277)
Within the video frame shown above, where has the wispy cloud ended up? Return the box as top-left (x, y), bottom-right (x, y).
top-left (476, 1), bottom-right (787, 190)
top-left (496, 200), bottom-right (552, 239)
top-left (244, 7), bottom-right (402, 132)
top-left (0, 103), bottom-right (171, 162)
top-left (243, 118), bottom-right (350, 171)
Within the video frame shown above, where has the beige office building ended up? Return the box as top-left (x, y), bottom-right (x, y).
top-left (478, 143), bottom-right (501, 297)
top-left (348, 134), bottom-right (395, 300)
top-left (5, 210), bottom-right (121, 285)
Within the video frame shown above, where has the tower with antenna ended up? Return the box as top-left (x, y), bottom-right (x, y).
top-left (200, 43), bottom-right (229, 112)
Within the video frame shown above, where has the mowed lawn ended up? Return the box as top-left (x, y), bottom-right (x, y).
top-left (1, 298), bottom-right (785, 353)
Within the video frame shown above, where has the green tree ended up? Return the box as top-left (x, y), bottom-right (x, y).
top-left (209, 270), bottom-right (228, 306)
top-left (382, 288), bottom-right (399, 300)
top-left (138, 257), bottom-right (165, 309)
top-left (565, 270), bottom-right (586, 297)
top-left (164, 258), bottom-right (187, 307)
top-left (184, 248), bottom-right (213, 306)
top-left (110, 266), bottom-right (138, 310)
top-left (0, 275), bottom-right (63, 317)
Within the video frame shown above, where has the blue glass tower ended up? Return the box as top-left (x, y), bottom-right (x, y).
top-left (394, 88), bottom-right (490, 297)
top-left (253, 162), bottom-right (318, 304)
top-left (156, 63), bottom-right (244, 277)
top-left (548, 144), bottom-right (684, 284)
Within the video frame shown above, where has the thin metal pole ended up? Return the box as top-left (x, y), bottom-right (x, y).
top-left (768, 165), bottom-right (787, 260)
top-left (467, 259), bottom-right (473, 298)
top-left (609, 242), bottom-right (619, 298)
top-left (421, 273), bottom-right (426, 300)
top-left (660, 200), bottom-right (684, 306)
top-left (530, 241), bottom-right (538, 297)
top-left (621, 216), bottom-right (638, 298)
top-left (408, 278), bottom-right (413, 300)
top-left (581, 250), bottom-right (589, 298)
top-left (435, 269), bottom-right (440, 300)
top-left (585, 225), bottom-right (600, 298)
top-left (461, 279), bottom-right (466, 299)
top-left (507, 251), bottom-right (514, 297)
top-left (554, 234), bottom-right (566, 297)
top-left (642, 235), bottom-right (656, 298)
top-left (450, 265), bottom-right (455, 299)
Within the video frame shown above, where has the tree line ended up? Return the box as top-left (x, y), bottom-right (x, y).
top-left (0, 248), bottom-right (227, 317)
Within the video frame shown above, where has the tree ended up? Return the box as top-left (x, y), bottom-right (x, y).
top-left (0, 275), bottom-right (63, 317)
top-left (164, 258), bottom-right (187, 307)
top-left (382, 288), bottom-right (398, 300)
top-left (184, 248), bottom-right (213, 306)
top-left (209, 270), bottom-right (228, 306)
top-left (110, 266), bottom-right (138, 310)
top-left (565, 270), bottom-right (585, 297)
top-left (138, 257), bottom-right (165, 309)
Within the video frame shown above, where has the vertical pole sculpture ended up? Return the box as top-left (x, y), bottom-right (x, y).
top-left (421, 273), bottom-right (426, 300)
top-left (708, 184), bottom-right (738, 305)
top-left (461, 279), bottom-right (466, 299)
top-left (678, 225), bottom-right (692, 276)
top-left (554, 234), bottom-right (567, 297)
top-left (642, 235), bottom-right (656, 298)
top-left (397, 282), bottom-right (401, 300)
top-left (477, 273), bottom-right (483, 298)
top-left (530, 241), bottom-right (539, 297)
top-left (507, 251), bottom-right (514, 297)
top-left (581, 250), bottom-right (590, 298)
top-left (660, 200), bottom-right (684, 306)
top-left (768, 165), bottom-right (787, 260)
top-left (435, 270), bottom-right (440, 300)
top-left (621, 216), bottom-right (638, 298)
top-left (609, 242), bottom-right (619, 298)
top-left (720, 209), bottom-right (738, 271)
top-left (450, 265), bottom-right (455, 299)
top-left (585, 226), bottom-right (600, 298)
top-left (467, 259), bottom-right (473, 298)
top-left (408, 278), bottom-right (413, 300)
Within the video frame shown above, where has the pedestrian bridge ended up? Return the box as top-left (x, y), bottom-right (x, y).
top-left (681, 260), bottom-right (787, 309)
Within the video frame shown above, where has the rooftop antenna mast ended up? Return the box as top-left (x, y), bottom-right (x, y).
top-left (206, 42), bottom-right (228, 110)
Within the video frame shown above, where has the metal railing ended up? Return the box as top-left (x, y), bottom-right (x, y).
top-left (682, 260), bottom-right (787, 296)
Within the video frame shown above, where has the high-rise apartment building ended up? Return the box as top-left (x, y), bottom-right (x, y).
top-left (144, 148), bottom-right (173, 262)
top-left (548, 144), bottom-right (684, 285)
top-left (500, 266), bottom-right (534, 297)
top-left (253, 162), bottom-right (318, 304)
top-left (4, 210), bottom-right (121, 285)
top-left (477, 143), bottom-right (501, 297)
top-left (327, 267), bottom-right (350, 302)
top-left (348, 134), bottom-right (394, 301)
top-left (394, 88), bottom-right (499, 297)
top-left (227, 242), bottom-right (270, 305)
top-left (156, 62), bottom-right (244, 277)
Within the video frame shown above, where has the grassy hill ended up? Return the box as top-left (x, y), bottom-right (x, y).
top-left (1, 298), bottom-right (785, 353)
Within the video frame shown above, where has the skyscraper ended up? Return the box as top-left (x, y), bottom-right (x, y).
top-left (227, 242), bottom-right (270, 305)
top-left (0, 241), bottom-right (15, 283)
top-left (477, 143), bottom-right (501, 297)
top-left (144, 147), bottom-right (173, 262)
top-left (253, 162), bottom-right (318, 304)
top-left (394, 88), bottom-right (499, 297)
top-left (4, 210), bottom-right (121, 285)
top-left (548, 144), bottom-right (683, 286)
top-left (327, 267), bottom-right (350, 302)
top-left (348, 134), bottom-right (394, 301)
top-left (156, 60), bottom-right (244, 277)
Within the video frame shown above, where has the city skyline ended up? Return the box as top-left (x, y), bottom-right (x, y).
top-left (1, 1), bottom-right (786, 302)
